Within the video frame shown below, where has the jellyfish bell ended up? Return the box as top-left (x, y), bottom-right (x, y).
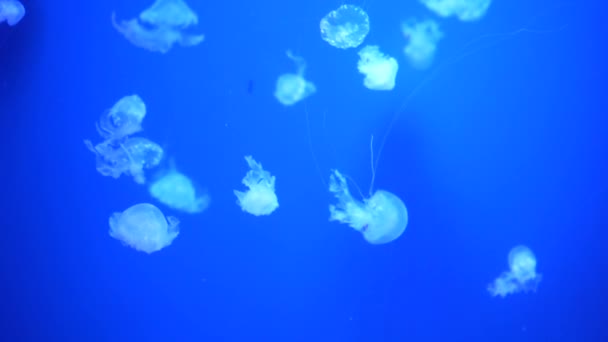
top-left (97, 95), bottom-right (146, 141)
top-left (0, 0), bottom-right (24, 26)
top-left (234, 156), bottom-right (279, 216)
top-left (488, 245), bottom-right (542, 297)
top-left (149, 167), bottom-right (210, 214)
top-left (274, 50), bottom-right (316, 106)
top-left (320, 4), bottom-right (370, 49)
top-left (419, 0), bottom-right (492, 22)
top-left (402, 19), bottom-right (443, 70)
top-left (139, 0), bottom-right (199, 28)
top-left (357, 45), bottom-right (399, 91)
top-left (508, 245), bottom-right (538, 282)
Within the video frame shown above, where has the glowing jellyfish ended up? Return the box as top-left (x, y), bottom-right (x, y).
top-left (357, 45), bottom-right (399, 91)
top-left (488, 245), bottom-right (542, 297)
top-left (109, 203), bottom-right (179, 254)
top-left (274, 50), bottom-right (316, 106)
top-left (112, 0), bottom-right (204, 53)
top-left (85, 137), bottom-right (164, 184)
top-left (149, 169), bottom-right (210, 214)
top-left (402, 19), bottom-right (443, 70)
top-left (419, 0), bottom-right (492, 22)
top-left (234, 156), bottom-right (279, 216)
top-left (97, 95), bottom-right (146, 141)
top-left (328, 170), bottom-right (408, 244)
top-left (0, 0), bottom-right (25, 26)
top-left (320, 5), bottom-right (370, 49)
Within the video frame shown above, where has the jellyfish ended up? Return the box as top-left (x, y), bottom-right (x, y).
top-left (274, 50), bottom-right (316, 106)
top-left (109, 203), bottom-right (179, 254)
top-left (0, 0), bottom-right (25, 26)
top-left (419, 0), bottom-right (492, 22)
top-left (320, 5), bottom-right (370, 49)
top-left (488, 245), bottom-right (542, 297)
top-left (402, 19), bottom-right (444, 70)
top-left (234, 156), bottom-right (279, 216)
top-left (149, 168), bottom-right (210, 214)
top-left (96, 95), bottom-right (146, 141)
top-left (357, 45), bottom-right (399, 91)
top-left (112, 0), bottom-right (204, 53)
top-left (85, 137), bottom-right (164, 184)
top-left (328, 170), bottom-right (408, 244)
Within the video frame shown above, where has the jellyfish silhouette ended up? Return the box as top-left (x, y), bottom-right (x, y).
top-left (402, 19), bottom-right (443, 70)
top-left (234, 156), bottom-right (279, 216)
top-left (320, 5), bottom-right (370, 49)
top-left (149, 167), bottom-right (210, 214)
top-left (0, 0), bottom-right (24, 26)
top-left (274, 50), bottom-right (316, 106)
top-left (488, 245), bottom-right (542, 297)
top-left (419, 0), bottom-right (492, 22)
top-left (357, 45), bottom-right (399, 91)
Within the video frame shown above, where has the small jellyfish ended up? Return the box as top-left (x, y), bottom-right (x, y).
top-left (109, 203), bottom-right (179, 254)
top-left (96, 95), bottom-right (146, 141)
top-left (402, 19), bottom-right (443, 70)
top-left (274, 50), bottom-right (316, 106)
top-left (112, 0), bottom-right (204, 53)
top-left (149, 168), bottom-right (210, 214)
top-left (488, 245), bottom-right (542, 297)
top-left (234, 156), bottom-right (279, 216)
top-left (328, 170), bottom-right (408, 244)
top-left (419, 0), bottom-right (492, 22)
top-left (357, 45), bottom-right (399, 91)
top-left (320, 5), bottom-right (370, 49)
top-left (0, 0), bottom-right (25, 26)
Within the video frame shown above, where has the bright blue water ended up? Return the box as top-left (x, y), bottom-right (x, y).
top-left (1, 1), bottom-right (607, 341)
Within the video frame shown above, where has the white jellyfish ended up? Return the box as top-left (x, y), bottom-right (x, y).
top-left (112, 0), bottom-right (204, 53)
top-left (97, 95), bottom-right (146, 141)
top-left (109, 203), bottom-right (179, 254)
top-left (149, 168), bottom-right (210, 214)
top-left (488, 245), bottom-right (542, 297)
top-left (419, 0), bottom-right (492, 22)
top-left (0, 0), bottom-right (25, 26)
top-left (320, 4), bottom-right (370, 49)
top-left (328, 170), bottom-right (408, 244)
top-left (274, 50), bottom-right (316, 106)
top-left (357, 45), bottom-right (399, 91)
top-left (402, 19), bottom-right (444, 70)
top-left (234, 156), bottom-right (279, 216)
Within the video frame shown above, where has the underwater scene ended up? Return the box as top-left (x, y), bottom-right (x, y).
top-left (1, 0), bottom-right (607, 341)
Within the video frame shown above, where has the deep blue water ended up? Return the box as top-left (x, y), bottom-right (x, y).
top-left (1, 0), bottom-right (607, 341)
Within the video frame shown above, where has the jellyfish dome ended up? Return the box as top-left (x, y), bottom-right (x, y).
top-left (357, 45), bottom-right (399, 91)
top-left (320, 5), bottom-right (370, 49)
top-left (149, 169), bottom-right (210, 214)
top-left (328, 170), bottom-right (408, 244)
top-left (109, 203), bottom-right (179, 254)
top-left (419, 0), bottom-right (492, 22)
top-left (488, 245), bottom-right (542, 297)
top-left (139, 0), bottom-right (198, 28)
top-left (402, 19), bottom-right (443, 70)
top-left (0, 0), bottom-right (24, 26)
top-left (234, 156), bottom-right (279, 216)
top-left (274, 51), bottom-right (316, 106)
top-left (97, 95), bottom-right (146, 141)
top-left (508, 245), bottom-right (538, 282)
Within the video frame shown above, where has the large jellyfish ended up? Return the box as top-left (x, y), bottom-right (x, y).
top-left (274, 50), bottom-right (316, 106)
top-left (112, 0), bottom-right (204, 53)
top-left (234, 156), bottom-right (279, 216)
top-left (357, 45), bottom-right (399, 91)
top-left (328, 170), bottom-right (408, 244)
top-left (149, 168), bottom-right (210, 214)
top-left (109, 203), bottom-right (179, 254)
top-left (96, 95), bottom-right (146, 141)
top-left (419, 0), bottom-right (492, 22)
top-left (0, 0), bottom-right (24, 26)
top-left (488, 245), bottom-right (542, 297)
top-left (320, 5), bottom-right (370, 49)
top-left (402, 19), bottom-right (444, 70)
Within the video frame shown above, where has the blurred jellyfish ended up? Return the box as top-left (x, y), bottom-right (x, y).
top-left (419, 0), bottom-right (492, 22)
top-left (149, 168), bottom-right (210, 214)
top-left (329, 170), bottom-right (408, 244)
top-left (488, 245), bottom-right (542, 297)
top-left (112, 0), bottom-right (204, 53)
top-left (320, 5), bottom-right (370, 49)
top-left (109, 203), bottom-right (179, 254)
top-left (357, 45), bottom-right (399, 91)
top-left (85, 137), bottom-right (164, 184)
top-left (0, 0), bottom-right (24, 26)
top-left (274, 50), bottom-right (316, 106)
top-left (234, 156), bottom-right (279, 216)
top-left (97, 95), bottom-right (146, 141)
top-left (402, 19), bottom-right (443, 70)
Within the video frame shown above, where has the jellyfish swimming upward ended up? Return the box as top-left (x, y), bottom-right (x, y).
top-left (357, 45), bottom-right (399, 91)
top-left (488, 245), bottom-right (542, 297)
top-left (320, 4), bottom-right (370, 49)
top-left (149, 168), bottom-right (210, 214)
top-left (274, 50), bottom-right (316, 106)
top-left (0, 0), bottom-right (24, 26)
top-left (234, 156), bottom-right (279, 216)
top-left (328, 170), bottom-right (408, 244)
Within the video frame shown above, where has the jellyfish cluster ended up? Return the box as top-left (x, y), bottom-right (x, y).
top-left (488, 246), bottom-right (542, 297)
top-left (0, 0), bottom-right (24, 26)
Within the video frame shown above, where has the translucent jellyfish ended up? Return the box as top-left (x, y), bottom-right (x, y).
top-left (329, 170), bottom-right (408, 244)
top-left (234, 156), bottom-right (279, 216)
top-left (109, 203), bottom-right (179, 254)
top-left (84, 137), bottom-right (164, 184)
top-left (357, 45), bottom-right (399, 91)
top-left (402, 19), bottom-right (443, 70)
top-left (112, 0), bottom-right (204, 53)
top-left (488, 245), bottom-right (542, 297)
top-left (320, 5), bottom-right (370, 49)
top-left (149, 169), bottom-right (210, 214)
top-left (0, 0), bottom-right (25, 26)
top-left (96, 95), bottom-right (146, 141)
top-left (274, 50), bottom-right (316, 106)
top-left (419, 0), bottom-right (492, 22)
